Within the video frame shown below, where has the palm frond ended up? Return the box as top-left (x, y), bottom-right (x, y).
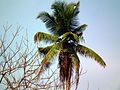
top-left (73, 1), bottom-right (80, 16)
top-left (65, 3), bottom-right (76, 18)
top-left (41, 43), bottom-right (61, 69)
top-left (74, 24), bottom-right (87, 33)
top-left (51, 1), bottom-right (80, 35)
top-left (34, 32), bottom-right (58, 43)
top-left (51, 1), bottom-right (69, 36)
top-left (69, 1), bottom-right (80, 31)
top-left (51, 1), bottom-right (66, 17)
top-left (70, 53), bottom-right (80, 90)
top-left (77, 44), bottom-right (106, 67)
top-left (73, 24), bottom-right (87, 42)
top-left (37, 12), bottom-right (58, 34)
top-left (62, 32), bottom-right (79, 43)
top-left (38, 45), bottom-right (54, 55)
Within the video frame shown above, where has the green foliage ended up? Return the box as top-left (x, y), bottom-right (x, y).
top-left (74, 24), bottom-right (88, 34)
top-left (37, 1), bottom-right (80, 36)
top-left (77, 44), bottom-right (106, 67)
top-left (34, 32), bottom-right (58, 43)
top-left (62, 32), bottom-right (79, 43)
top-left (38, 45), bottom-right (54, 55)
top-left (37, 12), bottom-right (57, 35)
top-left (35, 1), bottom-right (106, 90)
top-left (41, 43), bottom-right (61, 68)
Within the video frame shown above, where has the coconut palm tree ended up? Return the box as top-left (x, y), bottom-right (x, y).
top-left (34, 1), bottom-right (106, 90)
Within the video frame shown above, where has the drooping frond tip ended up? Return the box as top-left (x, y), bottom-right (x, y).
top-left (41, 43), bottom-right (61, 69)
top-left (38, 45), bottom-right (53, 55)
top-left (34, 32), bottom-right (58, 43)
top-left (74, 24), bottom-right (88, 33)
top-left (77, 45), bottom-right (106, 68)
top-left (76, 1), bottom-right (80, 6)
top-left (70, 53), bottom-right (80, 90)
top-left (37, 12), bottom-right (49, 19)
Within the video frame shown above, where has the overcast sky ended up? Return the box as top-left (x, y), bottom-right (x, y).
top-left (0, 0), bottom-right (120, 90)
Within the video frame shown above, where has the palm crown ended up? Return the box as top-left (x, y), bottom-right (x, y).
top-left (34, 1), bottom-right (106, 90)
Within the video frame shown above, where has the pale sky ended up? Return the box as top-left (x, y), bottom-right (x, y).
top-left (0, 0), bottom-right (120, 90)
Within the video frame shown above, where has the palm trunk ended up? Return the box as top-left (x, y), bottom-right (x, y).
top-left (59, 51), bottom-right (72, 90)
top-left (66, 60), bottom-right (72, 90)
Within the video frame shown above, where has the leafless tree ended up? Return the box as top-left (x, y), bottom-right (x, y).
top-left (0, 24), bottom-right (62, 90)
top-left (0, 24), bottom-right (86, 90)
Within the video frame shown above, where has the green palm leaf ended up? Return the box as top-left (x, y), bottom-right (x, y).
top-left (65, 1), bottom-right (80, 30)
top-left (77, 44), bottom-right (106, 67)
top-left (37, 12), bottom-right (58, 34)
top-left (62, 32), bottom-right (79, 43)
top-left (51, 1), bottom-right (66, 17)
top-left (65, 3), bottom-right (76, 17)
top-left (73, 24), bottom-right (87, 42)
top-left (65, 2), bottom-right (80, 19)
top-left (34, 32), bottom-right (58, 43)
top-left (41, 43), bottom-right (61, 69)
top-left (74, 24), bottom-right (87, 34)
top-left (73, 1), bottom-right (80, 16)
top-left (38, 45), bottom-right (54, 55)
top-left (51, 1), bottom-right (80, 35)
top-left (51, 1), bottom-right (69, 36)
